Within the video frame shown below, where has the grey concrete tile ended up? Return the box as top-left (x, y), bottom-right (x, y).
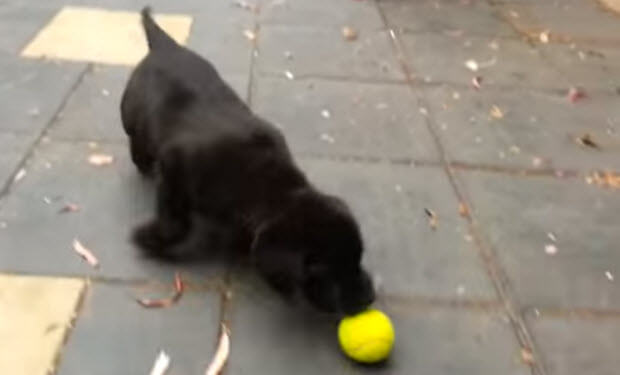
top-left (372, 302), bottom-right (529, 375)
top-left (0, 132), bottom-right (36, 190)
top-left (421, 86), bottom-right (620, 170)
top-left (0, 2), bottom-right (59, 55)
top-left (0, 140), bottom-right (227, 281)
top-left (398, 33), bottom-right (566, 89)
top-left (252, 77), bottom-right (438, 161)
top-left (259, 0), bottom-right (383, 29)
top-left (542, 43), bottom-right (620, 92)
top-left (378, 0), bottom-right (516, 38)
top-left (256, 26), bottom-right (405, 81)
top-left (458, 170), bottom-right (620, 309)
top-left (227, 276), bottom-right (526, 374)
top-left (187, 8), bottom-right (253, 76)
top-left (526, 315), bottom-right (620, 375)
top-left (298, 159), bottom-right (495, 300)
top-left (48, 65), bottom-right (249, 142)
top-left (57, 282), bottom-right (221, 375)
top-left (48, 65), bottom-right (129, 142)
top-left (0, 56), bottom-right (85, 134)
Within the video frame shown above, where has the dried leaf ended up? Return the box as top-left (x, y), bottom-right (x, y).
top-left (205, 324), bottom-right (231, 375)
top-left (490, 105), bottom-right (504, 119)
top-left (233, 0), bottom-right (257, 12)
top-left (14, 168), bottom-right (26, 182)
top-left (586, 171), bottom-right (620, 189)
top-left (321, 109), bottom-right (331, 119)
top-left (284, 70), bottom-right (295, 80)
top-left (424, 208), bottom-right (438, 230)
top-left (605, 271), bottom-right (614, 281)
top-left (341, 26), bottom-right (358, 41)
top-left (539, 30), bottom-right (550, 44)
top-left (464, 59), bottom-right (479, 72)
top-left (520, 348), bottom-right (535, 365)
top-left (458, 202), bottom-right (470, 217)
top-left (243, 29), bottom-right (256, 41)
top-left (72, 239), bottom-right (99, 268)
top-left (544, 244), bottom-right (557, 255)
top-left (59, 203), bottom-right (80, 213)
top-left (472, 76), bottom-right (482, 90)
top-left (575, 133), bottom-right (599, 149)
top-left (319, 133), bottom-right (335, 144)
top-left (567, 87), bottom-right (586, 103)
top-left (88, 153), bottom-right (114, 166)
top-left (136, 272), bottom-right (184, 308)
top-left (149, 351), bottom-right (171, 375)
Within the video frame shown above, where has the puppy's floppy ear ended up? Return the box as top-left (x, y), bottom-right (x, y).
top-left (253, 243), bottom-right (305, 297)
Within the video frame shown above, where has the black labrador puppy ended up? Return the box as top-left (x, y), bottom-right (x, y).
top-left (121, 7), bottom-right (375, 314)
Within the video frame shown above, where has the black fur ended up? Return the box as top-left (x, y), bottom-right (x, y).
top-left (120, 7), bottom-right (375, 314)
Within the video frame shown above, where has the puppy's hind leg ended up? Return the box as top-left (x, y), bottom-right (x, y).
top-left (133, 146), bottom-right (191, 255)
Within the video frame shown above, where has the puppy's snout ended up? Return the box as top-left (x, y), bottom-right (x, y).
top-left (340, 269), bottom-right (376, 315)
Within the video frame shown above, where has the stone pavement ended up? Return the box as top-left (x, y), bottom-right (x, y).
top-left (0, 0), bottom-right (619, 374)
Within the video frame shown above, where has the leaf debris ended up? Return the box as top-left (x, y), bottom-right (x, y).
top-left (341, 26), bottom-right (358, 41)
top-left (149, 350), bottom-right (171, 375)
top-left (575, 133), bottom-right (599, 149)
top-left (72, 239), bottom-right (99, 268)
top-left (88, 153), bottom-right (114, 166)
top-left (205, 324), bottom-right (231, 375)
top-left (424, 208), bottom-right (438, 230)
top-left (136, 272), bottom-right (185, 308)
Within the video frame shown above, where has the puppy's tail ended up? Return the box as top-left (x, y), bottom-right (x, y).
top-left (141, 6), bottom-right (175, 50)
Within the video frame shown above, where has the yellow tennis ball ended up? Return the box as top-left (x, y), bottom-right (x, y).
top-left (338, 309), bottom-right (394, 363)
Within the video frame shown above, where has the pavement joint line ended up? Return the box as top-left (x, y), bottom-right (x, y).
top-left (245, 8), bottom-right (259, 107)
top-left (524, 306), bottom-right (620, 320)
top-left (375, 1), bottom-right (547, 374)
top-left (380, 294), bottom-right (504, 313)
top-left (50, 277), bottom-right (89, 375)
top-left (0, 63), bottom-right (91, 200)
top-left (447, 161), bottom-right (582, 179)
top-left (255, 71), bottom-right (410, 85)
top-left (255, 71), bottom-right (620, 97)
top-left (0, 271), bottom-right (228, 291)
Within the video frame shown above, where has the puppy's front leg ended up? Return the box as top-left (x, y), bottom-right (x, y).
top-left (133, 147), bottom-right (191, 255)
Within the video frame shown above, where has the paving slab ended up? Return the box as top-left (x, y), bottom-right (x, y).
top-left (252, 77), bottom-right (438, 161)
top-left (0, 56), bottom-right (85, 134)
top-left (398, 32), bottom-right (566, 89)
top-left (0, 274), bottom-right (85, 375)
top-left (0, 132), bottom-right (37, 189)
top-left (421, 85), bottom-right (620, 170)
top-left (187, 10), bottom-right (253, 77)
top-left (526, 314), bottom-right (620, 375)
top-left (0, 2), bottom-right (60, 55)
top-left (0, 140), bottom-right (227, 281)
top-left (378, 0), bottom-right (516, 38)
top-left (56, 282), bottom-right (221, 375)
top-left (297, 159), bottom-right (495, 300)
top-left (48, 65), bottom-right (249, 142)
top-left (256, 26), bottom-right (405, 81)
top-left (457, 170), bottom-right (620, 310)
top-left (259, 0), bottom-right (383, 29)
top-left (227, 273), bottom-right (526, 375)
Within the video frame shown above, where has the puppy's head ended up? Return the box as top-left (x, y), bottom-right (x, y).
top-left (252, 190), bottom-right (375, 315)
